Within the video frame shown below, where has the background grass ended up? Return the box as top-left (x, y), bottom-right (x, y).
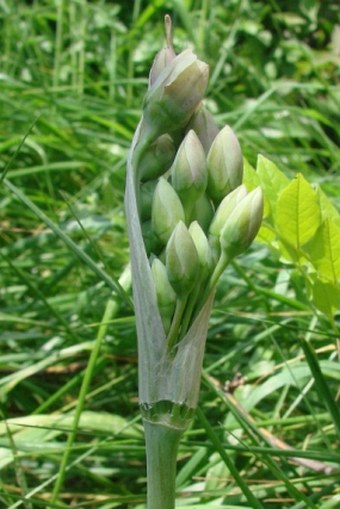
top-left (0, 0), bottom-right (339, 508)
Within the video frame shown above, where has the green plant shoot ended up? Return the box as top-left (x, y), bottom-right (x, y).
top-left (125, 16), bottom-right (264, 509)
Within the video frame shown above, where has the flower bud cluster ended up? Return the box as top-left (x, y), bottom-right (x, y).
top-left (131, 30), bottom-right (263, 347)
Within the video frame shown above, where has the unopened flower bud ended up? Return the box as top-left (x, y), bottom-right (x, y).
top-left (143, 49), bottom-right (209, 136)
top-left (171, 130), bottom-right (207, 221)
top-left (166, 221), bottom-right (199, 296)
top-left (191, 193), bottom-right (215, 233)
top-left (209, 185), bottom-right (248, 262)
top-left (151, 177), bottom-right (185, 246)
top-left (139, 134), bottom-right (176, 182)
top-left (149, 14), bottom-right (176, 87)
top-left (149, 47), bottom-right (176, 87)
top-left (207, 125), bottom-right (243, 205)
top-left (209, 185), bottom-right (248, 238)
top-left (151, 257), bottom-right (176, 333)
top-left (188, 221), bottom-right (213, 276)
top-left (186, 105), bottom-right (219, 153)
top-left (220, 187), bottom-right (264, 259)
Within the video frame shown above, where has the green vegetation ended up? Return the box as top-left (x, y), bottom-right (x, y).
top-left (0, 1), bottom-right (339, 508)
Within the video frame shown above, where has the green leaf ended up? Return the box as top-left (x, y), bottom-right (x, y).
top-left (305, 219), bottom-right (340, 284)
top-left (276, 173), bottom-right (321, 251)
top-left (299, 338), bottom-right (340, 439)
top-left (257, 223), bottom-right (276, 244)
top-left (311, 277), bottom-right (340, 316)
top-left (256, 154), bottom-right (289, 219)
top-left (316, 186), bottom-right (340, 226)
top-left (243, 158), bottom-right (260, 190)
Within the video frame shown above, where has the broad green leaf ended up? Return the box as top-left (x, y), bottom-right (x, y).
top-left (311, 277), bottom-right (340, 316)
top-left (305, 219), bottom-right (340, 284)
top-left (276, 173), bottom-right (321, 251)
top-left (243, 158), bottom-right (271, 219)
top-left (316, 186), bottom-right (340, 226)
top-left (256, 155), bottom-right (289, 219)
top-left (243, 158), bottom-right (260, 190)
top-left (257, 223), bottom-right (276, 244)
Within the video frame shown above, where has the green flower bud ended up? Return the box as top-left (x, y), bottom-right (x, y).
top-left (171, 130), bottom-right (207, 221)
top-left (151, 177), bottom-right (185, 246)
top-left (186, 105), bottom-right (219, 153)
top-left (139, 134), bottom-right (176, 182)
top-left (188, 221), bottom-right (213, 276)
top-left (151, 257), bottom-right (176, 333)
top-left (207, 125), bottom-right (243, 205)
top-left (143, 49), bottom-right (209, 136)
top-left (220, 187), bottom-right (264, 259)
top-left (209, 185), bottom-right (248, 261)
top-left (166, 221), bottom-right (199, 296)
top-left (148, 14), bottom-right (176, 88)
top-left (149, 47), bottom-right (176, 87)
top-left (209, 185), bottom-right (248, 238)
top-left (140, 180), bottom-right (157, 221)
top-left (191, 193), bottom-right (215, 233)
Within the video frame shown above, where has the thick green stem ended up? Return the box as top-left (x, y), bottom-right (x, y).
top-left (144, 419), bottom-right (184, 509)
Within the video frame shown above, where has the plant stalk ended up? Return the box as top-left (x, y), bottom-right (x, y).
top-left (143, 419), bottom-right (184, 509)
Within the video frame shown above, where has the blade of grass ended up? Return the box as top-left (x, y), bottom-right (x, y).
top-left (50, 268), bottom-right (131, 504)
top-left (53, 0), bottom-right (64, 88)
top-left (0, 411), bottom-right (32, 509)
top-left (202, 375), bottom-right (320, 509)
top-left (2, 178), bottom-right (132, 308)
top-left (0, 116), bottom-right (40, 184)
top-left (299, 337), bottom-right (340, 438)
top-left (196, 407), bottom-right (266, 509)
top-left (0, 251), bottom-right (79, 343)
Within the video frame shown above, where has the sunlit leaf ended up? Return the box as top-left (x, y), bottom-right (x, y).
top-left (243, 158), bottom-right (270, 218)
top-left (316, 186), bottom-right (340, 226)
top-left (305, 219), bottom-right (340, 284)
top-left (311, 276), bottom-right (340, 316)
top-left (276, 173), bottom-right (321, 251)
top-left (256, 154), bottom-right (289, 220)
top-left (257, 223), bottom-right (276, 244)
top-left (243, 158), bottom-right (260, 189)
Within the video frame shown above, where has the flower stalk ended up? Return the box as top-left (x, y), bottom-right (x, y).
top-left (125, 15), bottom-right (263, 508)
top-left (144, 420), bottom-right (183, 509)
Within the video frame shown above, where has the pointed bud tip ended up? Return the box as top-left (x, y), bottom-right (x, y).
top-left (151, 178), bottom-right (185, 245)
top-left (207, 124), bottom-right (243, 204)
top-left (219, 186), bottom-right (264, 259)
top-left (166, 221), bottom-right (199, 296)
top-left (171, 130), bottom-right (207, 211)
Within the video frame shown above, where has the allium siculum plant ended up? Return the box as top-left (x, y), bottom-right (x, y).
top-left (125, 16), bottom-right (263, 509)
